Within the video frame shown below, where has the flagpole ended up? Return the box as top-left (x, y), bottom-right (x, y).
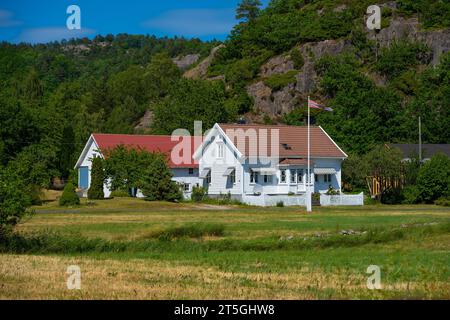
top-left (307, 96), bottom-right (312, 213)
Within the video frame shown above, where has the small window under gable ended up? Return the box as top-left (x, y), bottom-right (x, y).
top-left (218, 142), bottom-right (225, 158)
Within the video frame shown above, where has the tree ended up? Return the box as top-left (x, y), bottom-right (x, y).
top-left (88, 157), bottom-right (105, 199)
top-left (0, 166), bottom-right (32, 238)
top-left (143, 53), bottom-right (181, 99)
top-left (364, 145), bottom-right (403, 200)
top-left (138, 154), bottom-right (182, 202)
top-left (342, 154), bottom-right (369, 192)
top-left (416, 153), bottom-right (450, 203)
top-left (151, 79), bottom-right (229, 134)
top-left (59, 181), bottom-right (80, 206)
top-left (236, 0), bottom-right (262, 22)
top-left (103, 146), bottom-right (155, 192)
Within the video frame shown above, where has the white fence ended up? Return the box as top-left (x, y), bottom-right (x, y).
top-left (242, 195), bottom-right (306, 207)
top-left (320, 193), bottom-right (364, 206)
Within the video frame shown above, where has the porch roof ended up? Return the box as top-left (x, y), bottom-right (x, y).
top-left (278, 158), bottom-right (312, 166)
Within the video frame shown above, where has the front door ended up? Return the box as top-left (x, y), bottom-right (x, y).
top-left (79, 167), bottom-right (89, 189)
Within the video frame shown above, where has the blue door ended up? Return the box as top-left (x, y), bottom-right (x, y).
top-left (79, 167), bottom-right (89, 189)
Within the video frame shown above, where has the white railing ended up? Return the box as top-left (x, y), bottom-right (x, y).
top-left (320, 193), bottom-right (364, 206)
top-left (242, 194), bottom-right (307, 207)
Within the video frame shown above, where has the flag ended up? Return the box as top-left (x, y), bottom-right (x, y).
top-left (308, 99), bottom-right (333, 112)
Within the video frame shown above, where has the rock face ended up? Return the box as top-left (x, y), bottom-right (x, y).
top-left (247, 39), bottom-right (349, 117)
top-left (172, 54), bottom-right (200, 70)
top-left (366, 17), bottom-right (450, 65)
top-left (184, 45), bottom-right (225, 79)
top-left (246, 15), bottom-right (450, 120)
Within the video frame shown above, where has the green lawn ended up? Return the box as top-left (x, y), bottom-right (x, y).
top-left (1, 198), bottom-right (449, 299)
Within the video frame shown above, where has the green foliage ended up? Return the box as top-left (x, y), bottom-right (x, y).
top-left (276, 201), bottom-right (285, 207)
top-left (103, 145), bottom-right (156, 192)
top-left (110, 189), bottom-right (131, 198)
top-left (151, 79), bottom-right (229, 135)
top-left (397, 0), bottom-right (450, 29)
top-left (435, 197), bottom-right (450, 207)
top-left (290, 48), bottom-right (304, 69)
top-left (139, 154), bottom-right (182, 202)
top-left (376, 41), bottom-right (432, 79)
top-left (88, 157), bottom-right (105, 200)
top-left (416, 154), bottom-right (450, 203)
top-left (236, 0), bottom-right (262, 22)
top-left (0, 166), bottom-right (32, 238)
top-left (401, 185), bottom-right (420, 204)
top-left (342, 154), bottom-right (368, 192)
top-left (191, 186), bottom-right (207, 202)
top-left (263, 70), bottom-right (297, 91)
top-left (59, 182), bottom-right (80, 206)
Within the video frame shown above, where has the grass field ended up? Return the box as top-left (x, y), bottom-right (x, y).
top-left (1, 198), bottom-right (449, 299)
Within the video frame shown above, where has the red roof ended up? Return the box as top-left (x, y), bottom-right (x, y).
top-left (279, 159), bottom-right (312, 166)
top-left (92, 134), bottom-right (200, 168)
top-left (219, 124), bottom-right (347, 158)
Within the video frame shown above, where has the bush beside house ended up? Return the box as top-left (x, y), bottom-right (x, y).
top-left (88, 157), bottom-right (105, 200)
top-left (59, 182), bottom-right (80, 206)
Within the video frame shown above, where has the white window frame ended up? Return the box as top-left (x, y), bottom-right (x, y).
top-left (188, 168), bottom-right (194, 175)
top-left (217, 142), bottom-right (225, 159)
top-left (250, 170), bottom-right (259, 184)
top-left (183, 183), bottom-right (190, 192)
top-left (280, 169), bottom-right (287, 184)
top-left (297, 169), bottom-right (304, 183)
top-left (290, 169), bottom-right (296, 184)
top-left (230, 169), bottom-right (236, 185)
top-left (324, 174), bottom-right (332, 183)
top-left (263, 174), bottom-right (272, 184)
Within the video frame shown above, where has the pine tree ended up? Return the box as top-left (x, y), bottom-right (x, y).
top-left (88, 157), bottom-right (105, 199)
top-left (139, 154), bottom-right (182, 202)
top-left (236, 0), bottom-right (261, 22)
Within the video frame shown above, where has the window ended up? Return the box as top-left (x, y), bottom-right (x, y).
top-left (263, 174), bottom-right (272, 184)
top-left (297, 169), bottom-right (303, 183)
top-left (280, 169), bottom-right (287, 183)
top-left (314, 174), bottom-right (318, 182)
top-left (183, 183), bottom-right (190, 192)
top-left (290, 169), bottom-right (296, 183)
top-left (250, 170), bottom-right (259, 184)
top-left (324, 174), bottom-right (332, 183)
top-left (218, 143), bottom-right (224, 158)
top-left (188, 168), bottom-right (194, 175)
top-left (206, 171), bottom-right (211, 185)
top-left (230, 169), bottom-right (236, 184)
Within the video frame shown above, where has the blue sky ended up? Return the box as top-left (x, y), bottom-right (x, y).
top-left (0, 0), bottom-right (270, 44)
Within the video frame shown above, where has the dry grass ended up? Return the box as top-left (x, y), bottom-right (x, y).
top-left (2, 254), bottom-right (447, 300)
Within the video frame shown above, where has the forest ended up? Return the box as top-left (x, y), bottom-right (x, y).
top-left (0, 0), bottom-right (449, 201)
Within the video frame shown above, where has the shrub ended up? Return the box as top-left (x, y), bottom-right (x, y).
top-left (381, 188), bottom-right (404, 205)
top-left (191, 186), bottom-right (207, 202)
top-left (59, 182), bottom-right (80, 206)
top-left (435, 198), bottom-right (450, 207)
top-left (263, 70), bottom-right (297, 91)
top-left (416, 153), bottom-right (450, 203)
top-left (110, 189), bottom-right (130, 198)
top-left (276, 201), bottom-right (284, 207)
top-left (290, 48), bottom-right (304, 69)
top-left (401, 185), bottom-right (420, 204)
top-left (88, 157), bottom-right (104, 199)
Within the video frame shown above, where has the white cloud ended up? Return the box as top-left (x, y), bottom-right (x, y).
top-left (142, 8), bottom-right (236, 37)
top-left (0, 9), bottom-right (22, 27)
top-left (17, 27), bottom-right (96, 44)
